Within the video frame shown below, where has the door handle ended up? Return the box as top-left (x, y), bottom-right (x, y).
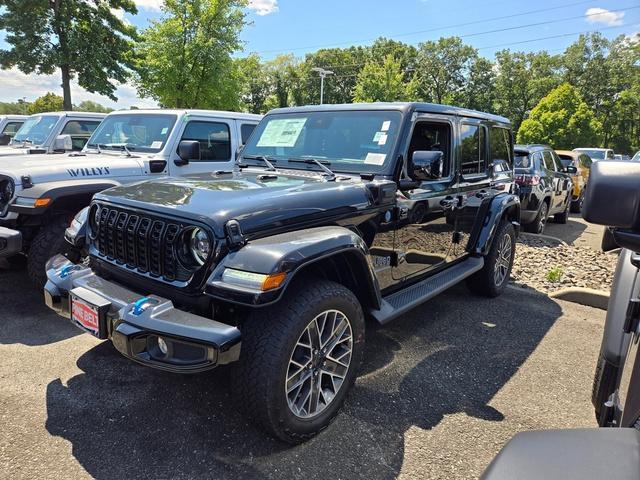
top-left (476, 190), bottom-right (491, 199)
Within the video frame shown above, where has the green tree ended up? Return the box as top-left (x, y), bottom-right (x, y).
top-left (236, 55), bottom-right (270, 113)
top-left (416, 37), bottom-right (477, 104)
top-left (75, 100), bottom-right (114, 113)
top-left (27, 93), bottom-right (64, 114)
top-left (494, 50), bottom-right (561, 132)
top-left (458, 57), bottom-right (497, 112)
top-left (516, 84), bottom-right (601, 149)
top-left (353, 55), bottom-right (417, 103)
top-left (134, 0), bottom-right (246, 109)
top-left (0, 0), bottom-right (137, 111)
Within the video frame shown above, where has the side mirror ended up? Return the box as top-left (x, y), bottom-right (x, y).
top-left (409, 150), bottom-right (443, 181)
top-left (53, 134), bottom-right (73, 152)
top-left (564, 165), bottom-right (578, 174)
top-left (176, 140), bottom-right (200, 166)
top-left (0, 133), bottom-right (10, 146)
top-left (582, 161), bottom-right (640, 229)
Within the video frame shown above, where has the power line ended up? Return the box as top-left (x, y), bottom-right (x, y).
top-left (248, 0), bottom-right (605, 55)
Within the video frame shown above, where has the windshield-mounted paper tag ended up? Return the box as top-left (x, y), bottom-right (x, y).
top-left (377, 133), bottom-right (388, 146)
top-left (364, 152), bottom-right (386, 165)
top-left (150, 141), bottom-right (163, 149)
top-left (381, 120), bottom-right (391, 132)
top-left (257, 118), bottom-right (307, 148)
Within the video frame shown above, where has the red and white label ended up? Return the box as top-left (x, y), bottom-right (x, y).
top-left (71, 298), bottom-right (99, 334)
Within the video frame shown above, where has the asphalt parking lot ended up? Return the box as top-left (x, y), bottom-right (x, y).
top-left (0, 261), bottom-right (605, 479)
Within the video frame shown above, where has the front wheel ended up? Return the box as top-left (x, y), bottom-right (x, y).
top-left (524, 201), bottom-right (548, 234)
top-left (467, 221), bottom-right (516, 297)
top-left (233, 279), bottom-right (365, 444)
top-left (570, 190), bottom-right (584, 213)
top-left (27, 218), bottom-right (79, 290)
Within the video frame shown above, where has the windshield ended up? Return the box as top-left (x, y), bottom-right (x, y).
top-left (12, 115), bottom-right (59, 145)
top-left (575, 149), bottom-right (604, 160)
top-left (242, 110), bottom-right (403, 173)
top-left (632, 151), bottom-right (640, 162)
top-left (87, 114), bottom-right (178, 152)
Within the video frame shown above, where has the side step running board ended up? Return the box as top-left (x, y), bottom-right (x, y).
top-left (370, 256), bottom-right (484, 325)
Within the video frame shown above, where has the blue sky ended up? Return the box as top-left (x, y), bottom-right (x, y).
top-left (0, 0), bottom-right (638, 108)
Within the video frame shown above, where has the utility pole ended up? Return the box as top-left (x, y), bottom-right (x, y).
top-left (311, 67), bottom-right (334, 105)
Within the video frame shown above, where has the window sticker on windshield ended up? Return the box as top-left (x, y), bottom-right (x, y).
top-left (373, 131), bottom-right (383, 142)
top-left (364, 152), bottom-right (386, 165)
top-left (161, 127), bottom-right (168, 135)
top-left (381, 120), bottom-right (391, 132)
top-left (150, 141), bottom-right (163, 149)
top-left (377, 133), bottom-right (388, 146)
top-left (257, 118), bottom-right (306, 148)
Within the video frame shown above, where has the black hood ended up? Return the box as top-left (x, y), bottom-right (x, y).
top-left (94, 169), bottom-right (380, 237)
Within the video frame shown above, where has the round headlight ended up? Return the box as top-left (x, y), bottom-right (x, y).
top-left (190, 228), bottom-right (211, 266)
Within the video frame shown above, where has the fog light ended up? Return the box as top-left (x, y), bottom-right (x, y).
top-left (157, 337), bottom-right (168, 355)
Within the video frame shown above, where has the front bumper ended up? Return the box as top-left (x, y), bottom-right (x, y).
top-left (44, 255), bottom-right (241, 373)
top-left (0, 226), bottom-right (22, 258)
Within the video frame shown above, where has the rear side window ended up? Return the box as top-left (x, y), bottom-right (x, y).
top-left (490, 127), bottom-right (512, 167)
top-left (2, 121), bottom-right (22, 136)
top-left (542, 151), bottom-right (556, 171)
top-left (240, 123), bottom-right (256, 145)
top-left (459, 123), bottom-right (487, 175)
top-left (61, 120), bottom-right (101, 150)
top-left (181, 121), bottom-right (231, 161)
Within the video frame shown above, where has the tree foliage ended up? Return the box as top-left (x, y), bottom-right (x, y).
top-left (0, 0), bottom-right (138, 110)
top-left (134, 0), bottom-right (246, 110)
top-left (516, 84), bottom-right (601, 149)
top-left (27, 92), bottom-right (64, 114)
top-left (353, 55), bottom-right (417, 103)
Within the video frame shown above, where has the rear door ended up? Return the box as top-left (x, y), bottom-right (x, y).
top-left (170, 115), bottom-right (237, 175)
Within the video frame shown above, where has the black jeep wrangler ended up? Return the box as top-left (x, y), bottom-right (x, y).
top-left (44, 103), bottom-right (520, 443)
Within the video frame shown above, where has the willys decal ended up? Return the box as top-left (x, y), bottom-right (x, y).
top-left (67, 167), bottom-right (111, 177)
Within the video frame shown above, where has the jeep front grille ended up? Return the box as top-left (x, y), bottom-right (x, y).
top-left (91, 204), bottom-right (197, 282)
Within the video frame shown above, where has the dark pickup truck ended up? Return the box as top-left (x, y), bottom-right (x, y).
top-left (44, 102), bottom-right (520, 443)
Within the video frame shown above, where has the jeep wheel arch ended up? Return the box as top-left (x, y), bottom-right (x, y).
top-left (205, 226), bottom-right (382, 311)
top-left (469, 193), bottom-right (520, 256)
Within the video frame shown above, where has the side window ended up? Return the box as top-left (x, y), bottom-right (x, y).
top-left (181, 121), bottom-right (231, 161)
top-left (240, 123), bottom-right (256, 145)
top-left (581, 155), bottom-right (592, 168)
top-left (61, 120), bottom-right (101, 151)
top-left (407, 121), bottom-right (452, 179)
top-left (490, 127), bottom-right (512, 167)
top-left (532, 152), bottom-right (543, 170)
top-left (606, 150), bottom-right (614, 159)
top-left (542, 151), bottom-right (556, 171)
top-left (2, 122), bottom-right (22, 136)
top-left (459, 123), bottom-right (487, 175)
top-left (550, 151), bottom-right (563, 171)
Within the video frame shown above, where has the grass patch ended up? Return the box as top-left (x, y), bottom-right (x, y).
top-left (546, 266), bottom-right (563, 283)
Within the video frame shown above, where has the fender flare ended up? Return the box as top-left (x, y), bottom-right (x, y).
top-left (470, 193), bottom-right (521, 256)
top-left (9, 179), bottom-right (121, 216)
top-left (205, 226), bottom-right (382, 309)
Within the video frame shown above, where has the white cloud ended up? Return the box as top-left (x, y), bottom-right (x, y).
top-left (248, 0), bottom-right (279, 16)
top-left (0, 68), bottom-right (157, 110)
top-left (134, 0), bottom-right (163, 11)
top-left (585, 7), bottom-right (625, 27)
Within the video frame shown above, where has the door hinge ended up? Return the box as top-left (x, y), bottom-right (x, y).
top-left (225, 220), bottom-right (245, 249)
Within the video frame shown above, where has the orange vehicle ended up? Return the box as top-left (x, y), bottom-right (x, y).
top-left (556, 150), bottom-right (592, 213)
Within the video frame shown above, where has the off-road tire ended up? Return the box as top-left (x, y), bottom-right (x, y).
top-left (554, 199), bottom-right (569, 224)
top-left (27, 218), bottom-right (79, 290)
top-left (524, 201), bottom-right (548, 234)
top-left (570, 191), bottom-right (584, 214)
top-left (233, 279), bottom-right (365, 444)
top-left (466, 221), bottom-right (516, 298)
top-left (5, 254), bottom-right (27, 269)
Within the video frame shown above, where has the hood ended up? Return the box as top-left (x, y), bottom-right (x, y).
top-left (0, 146), bottom-right (44, 157)
top-left (96, 169), bottom-right (379, 237)
top-left (0, 152), bottom-right (145, 186)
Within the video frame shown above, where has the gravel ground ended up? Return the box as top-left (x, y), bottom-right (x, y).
top-left (510, 233), bottom-right (618, 294)
top-left (0, 263), bottom-right (604, 480)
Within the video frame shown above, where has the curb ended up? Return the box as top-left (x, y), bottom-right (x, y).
top-left (519, 232), bottom-right (568, 246)
top-left (550, 287), bottom-right (610, 310)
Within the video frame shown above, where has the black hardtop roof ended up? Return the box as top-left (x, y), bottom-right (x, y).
top-left (514, 144), bottom-right (553, 153)
top-left (269, 102), bottom-right (510, 125)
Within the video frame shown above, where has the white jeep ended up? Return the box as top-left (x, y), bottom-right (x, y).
top-left (0, 115), bottom-right (28, 146)
top-left (0, 111), bottom-right (106, 157)
top-left (0, 109), bottom-right (261, 287)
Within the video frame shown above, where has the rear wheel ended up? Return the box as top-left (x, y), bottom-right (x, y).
top-left (570, 190), bottom-right (584, 213)
top-left (554, 199), bottom-right (569, 224)
top-left (27, 218), bottom-right (79, 290)
top-left (524, 201), bottom-right (548, 234)
top-left (233, 279), bottom-right (365, 444)
top-left (467, 221), bottom-right (516, 297)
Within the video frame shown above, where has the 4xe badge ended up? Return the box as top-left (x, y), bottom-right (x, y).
top-left (67, 167), bottom-right (111, 177)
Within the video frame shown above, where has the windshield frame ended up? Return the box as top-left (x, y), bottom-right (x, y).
top-left (241, 109), bottom-right (406, 175)
top-left (11, 115), bottom-right (61, 145)
top-left (86, 113), bottom-right (178, 153)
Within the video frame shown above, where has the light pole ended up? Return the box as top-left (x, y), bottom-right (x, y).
top-left (311, 67), bottom-right (333, 105)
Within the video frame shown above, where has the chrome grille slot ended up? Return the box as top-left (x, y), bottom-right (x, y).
top-left (89, 204), bottom-right (203, 283)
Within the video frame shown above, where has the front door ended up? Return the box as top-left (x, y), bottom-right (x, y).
top-left (392, 118), bottom-right (456, 281)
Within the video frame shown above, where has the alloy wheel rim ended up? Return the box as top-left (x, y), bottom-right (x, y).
top-left (538, 206), bottom-right (547, 233)
top-left (285, 309), bottom-right (353, 419)
top-left (493, 233), bottom-right (512, 286)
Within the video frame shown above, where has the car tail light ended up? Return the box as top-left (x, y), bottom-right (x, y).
top-left (515, 174), bottom-right (540, 186)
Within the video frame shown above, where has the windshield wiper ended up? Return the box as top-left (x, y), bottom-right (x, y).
top-left (288, 157), bottom-right (336, 181)
top-left (102, 143), bottom-right (139, 157)
top-left (86, 143), bottom-right (105, 153)
top-left (242, 154), bottom-right (277, 171)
